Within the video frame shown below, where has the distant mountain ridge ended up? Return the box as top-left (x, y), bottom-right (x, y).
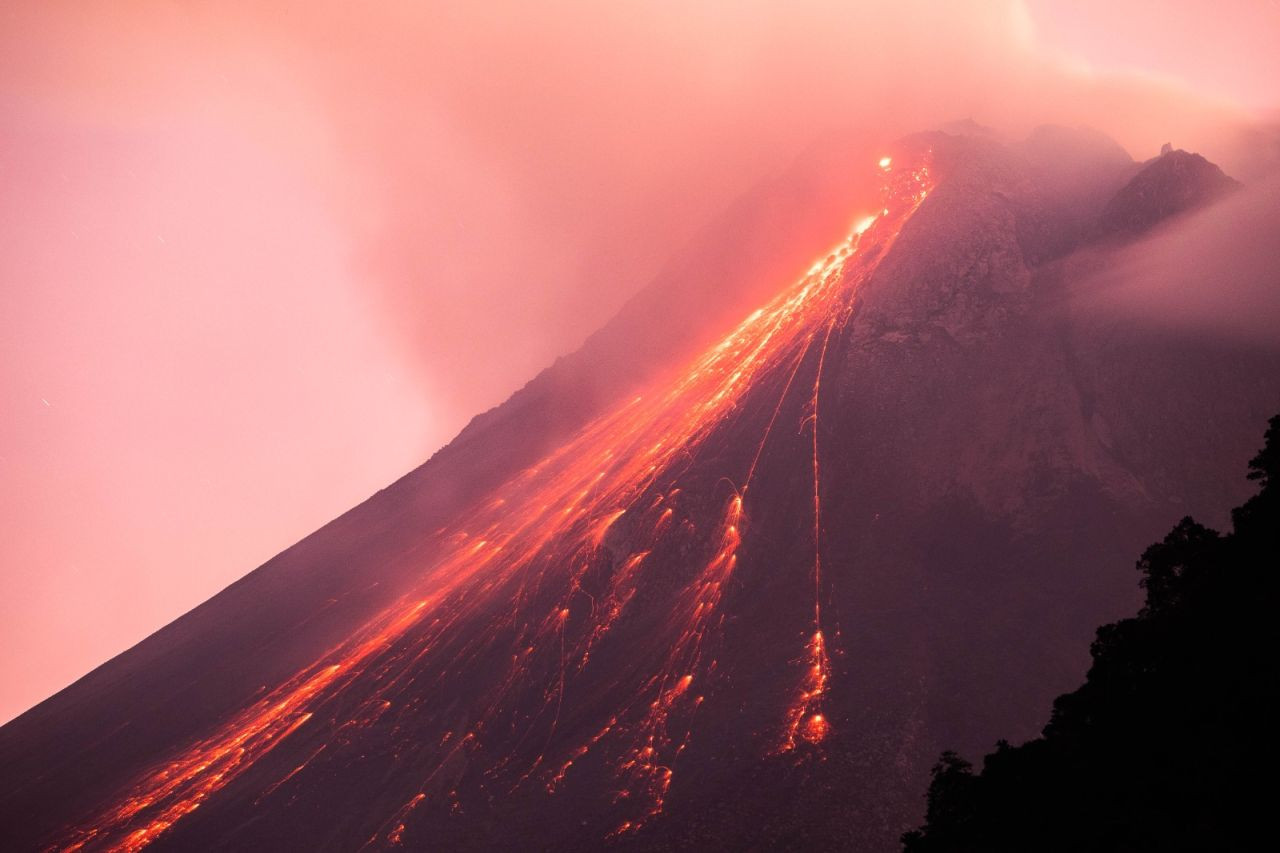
top-left (1097, 147), bottom-right (1241, 237)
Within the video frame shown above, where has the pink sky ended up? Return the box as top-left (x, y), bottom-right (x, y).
top-left (2, 1), bottom-right (1277, 723)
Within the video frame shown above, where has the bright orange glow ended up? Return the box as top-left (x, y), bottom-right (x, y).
top-left (802, 713), bottom-right (829, 743)
top-left (55, 154), bottom-right (934, 850)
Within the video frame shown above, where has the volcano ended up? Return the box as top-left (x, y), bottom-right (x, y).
top-left (3, 128), bottom-right (1277, 852)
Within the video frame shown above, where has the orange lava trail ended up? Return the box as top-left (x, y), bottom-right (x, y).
top-left (53, 153), bottom-right (934, 852)
top-left (779, 312), bottom-right (838, 752)
top-left (776, 153), bottom-right (932, 756)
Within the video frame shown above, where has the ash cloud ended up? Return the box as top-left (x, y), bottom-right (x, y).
top-left (1077, 175), bottom-right (1280, 345)
top-left (2, 0), bottom-right (1278, 723)
top-left (8, 2), bottom-right (1270, 424)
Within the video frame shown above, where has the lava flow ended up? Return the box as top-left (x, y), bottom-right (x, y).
top-left (54, 152), bottom-right (933, 852)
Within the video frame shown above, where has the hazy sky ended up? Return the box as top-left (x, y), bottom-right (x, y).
top-left (1, 1), bottom-right (1277, 723)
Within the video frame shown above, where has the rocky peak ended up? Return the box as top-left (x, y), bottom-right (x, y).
top-left (1097, 148), bottom-right (1241, 238)
top-left (851, 129), bottom-right (1241, 345)
top-left (852, 127), bottom-right (1126, 341)
top-left (851, 133), bottom-right (1037, 341)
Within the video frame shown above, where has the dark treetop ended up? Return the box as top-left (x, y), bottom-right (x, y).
top-left (903, 414), bottom-right (1280, 852)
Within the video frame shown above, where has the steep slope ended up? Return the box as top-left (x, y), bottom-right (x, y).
top-left (2, 128), bottom-right (1277, 853)
top-left (0, 134), bottom-right (883, 850)
top-left (901, 416), bottom-right (1280, 852)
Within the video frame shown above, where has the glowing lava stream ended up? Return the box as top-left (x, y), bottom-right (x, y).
top-left (54, 155), bottom-right (933, 852)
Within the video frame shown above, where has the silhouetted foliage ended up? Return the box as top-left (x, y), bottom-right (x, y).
top-left (902, 414), bottom-right (1280, 852)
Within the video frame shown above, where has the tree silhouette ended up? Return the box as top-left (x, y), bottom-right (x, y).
top-left (902, 414), bottom-right (1280, 852)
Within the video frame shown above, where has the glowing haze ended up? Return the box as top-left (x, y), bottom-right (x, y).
top-left (1, 0), bottom-right (1276, 723)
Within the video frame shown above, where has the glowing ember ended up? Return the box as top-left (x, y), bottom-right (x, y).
top-left (802, 713), bottom-right (829, 743)
top-left (54, 153), bottom-right (935, 851)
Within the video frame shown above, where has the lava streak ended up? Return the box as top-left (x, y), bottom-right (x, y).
top-left (53, 153), bottom-right (934, 852)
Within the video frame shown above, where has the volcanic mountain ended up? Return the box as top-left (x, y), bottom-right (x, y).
top-left (2, 128), bottom-right (1276, 853)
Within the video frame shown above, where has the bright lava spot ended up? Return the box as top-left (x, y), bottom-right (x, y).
top-left (802, 713), bottom-right (829, 743)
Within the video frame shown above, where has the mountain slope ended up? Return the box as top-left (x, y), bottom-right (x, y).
top-left (901, 415), bottom-right (1280, 852)
top-left (0, 132), bottom-right (883, 850)
top-left (2, 128), bottom-right (1277, 853)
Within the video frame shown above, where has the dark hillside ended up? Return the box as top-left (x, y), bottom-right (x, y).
top-left (903, 415), bottom-right (1280, 852)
